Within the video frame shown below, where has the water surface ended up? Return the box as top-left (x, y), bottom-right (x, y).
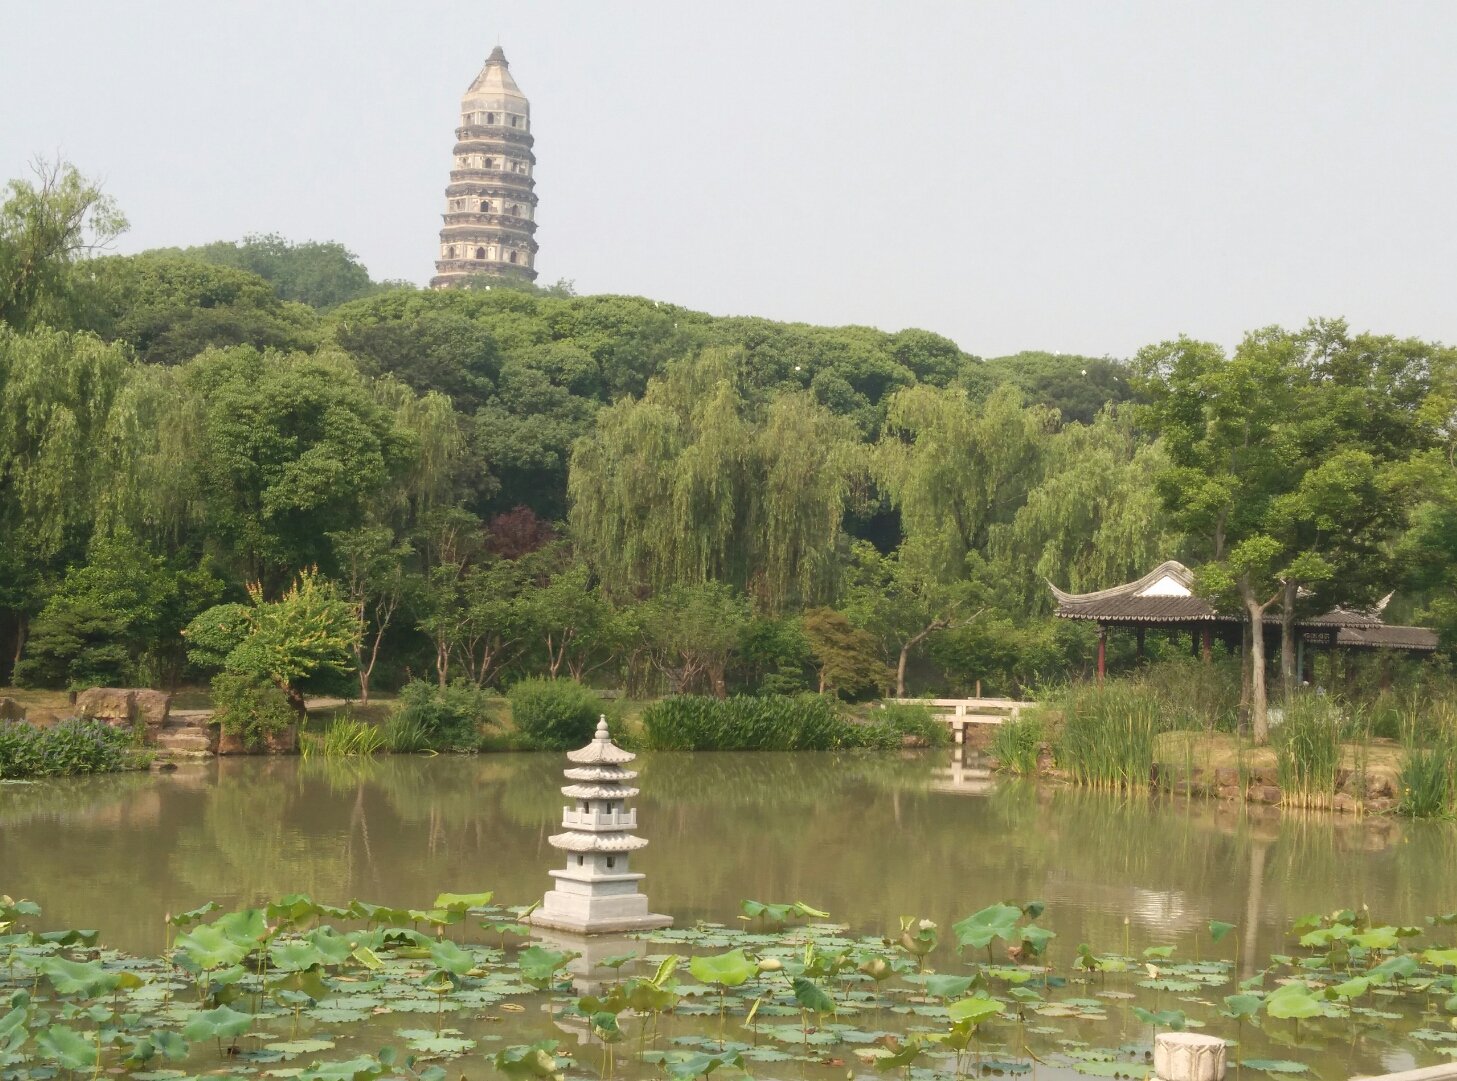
top-left (3, 751), bottom-right (1455, 1078)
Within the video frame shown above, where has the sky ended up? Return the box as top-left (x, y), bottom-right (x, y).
top-left (4, 1), bottom-right (1456, 359)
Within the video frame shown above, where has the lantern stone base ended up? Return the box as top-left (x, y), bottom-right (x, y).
top-left (529, 873), bottom-right (672, 933)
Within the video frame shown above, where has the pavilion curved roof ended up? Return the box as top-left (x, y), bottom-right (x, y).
top-left (1049, 560), bottom-right (1235, 623)
top-left (1050, 564), bottom-right (1440, 650)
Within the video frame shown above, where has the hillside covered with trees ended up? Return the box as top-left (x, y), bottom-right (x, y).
top-left (5, 162), bottom-right (1457, 731)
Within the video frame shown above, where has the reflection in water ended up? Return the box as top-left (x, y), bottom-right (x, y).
top-left (1, 751), bottom-right (1452, 967)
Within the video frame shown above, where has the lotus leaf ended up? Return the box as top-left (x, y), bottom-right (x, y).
top-left (1241, 1060), bottom-right (1310, 1073)
top-left (297, 1053), bottom-right (394, 1081)
top-left (792, 975), bottom-right (835, 1014)
top-left (947, 994), bottom-right (1003, 1026)
top-left (1265, 984), bottom-right (1323, 1020)
top-left (493, 1040), bottom-right (564, 1081)
top-left (35, 1024), bottom-right (98, 1071)
top-left (689, 949), bottom-right (756, 988)
top-left (954, 905), bottom-right (1022, 952)
top-left (175, 925), bottom-right (249, 970)
top-left (922, 974), bottom-right (974, 999)
top-left (182, 1003), bottom-right (255, 1041)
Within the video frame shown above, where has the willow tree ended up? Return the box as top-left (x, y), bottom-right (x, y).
top-left (569, 348), bottom-right (863, 611)
top-left (993, 408), bottom-right (1175, 611)
top-left (877, 383), bottom-right (1057, 582)
top-left (0, 326), bottom-right (135, 672)
top-left (0, 159), bottom-right (126, 332)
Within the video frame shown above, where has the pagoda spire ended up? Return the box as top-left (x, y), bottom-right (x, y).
top-left (430, 46), bottom-right (538, 287)
top-left (528, 718), bottom-right (672, 934)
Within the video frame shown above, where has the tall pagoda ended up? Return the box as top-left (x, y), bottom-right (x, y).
top-left (528, 718), bottom-right (672, 935)
top-left (430, 47), bottom-right (539, 287)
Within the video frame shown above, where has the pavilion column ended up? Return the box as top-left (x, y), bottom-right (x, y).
top-left (1201, 625), bottom-right (1212, 664)
top-left (1096, 626), bottom-right (1107, 684)
top-left (1136, 626), bottom-right (1146, 662)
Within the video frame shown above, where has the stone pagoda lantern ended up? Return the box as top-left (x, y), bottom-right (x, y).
top-left (528, 718), bottom-right (671, 934)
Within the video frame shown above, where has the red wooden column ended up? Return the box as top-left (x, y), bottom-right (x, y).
top-left (1096, 625), bottom-right (1108, 683)
top-left (1201, 625), bottom-right (1213, 663)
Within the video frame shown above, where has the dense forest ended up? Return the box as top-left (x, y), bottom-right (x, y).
top-left (5, 162), bottom-right (1457, 733)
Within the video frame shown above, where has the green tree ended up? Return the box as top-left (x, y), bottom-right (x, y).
top-left (15, 530), bottom-right (220, 689)
top-left (76, 253), bottom-right (317, 365)
top-left (328, 526), bottom-right (415, 703)
top-left (0, 159), bottom-right (126, 331)
top-left (877, 383), bottom-right (1056, 581)
top-left (167, 233), bottom-right (376, 309)
top-left (993, 408), bottom-right (1174, 612)
top-left (179, 346), bottom-right (414, 587)
top-left (843, 540), bottom-right (981, 697)
top-left (570, 349), bottom-right (863, 610)
top-left (1134, 330), bottom-right (1305, 741)
top-left (801, 607), bottom-right (886, 698)
top-left (185, 569), bottom-right (360, 715)
top-left (0, 326), bottom-right (135, 672)
top-left (640, 582), bottom-right (748, 697)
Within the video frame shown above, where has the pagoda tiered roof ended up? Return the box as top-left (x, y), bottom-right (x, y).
top-left (547, 831), bottom-right (650, 853)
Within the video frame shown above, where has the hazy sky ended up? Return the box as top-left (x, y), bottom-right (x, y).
top-left (4, 1), bottom-right (1455, 358)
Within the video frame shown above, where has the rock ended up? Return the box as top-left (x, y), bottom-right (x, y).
top-left (1214, 784), bottom-right (1241, 801)
top-left (1246, 784), bottom-right (1282, 805)
top-left (25, 709), bottom-right (62, 729)
top-left (1213, 767), bottom-right (1239, 787)
top-left (0, 697), bottom-right (24, 722)
top-left (214, 724), bottom-right (299, 755)
top-left (1248, 766), bottom-right (1279, 786)
top-left (1154, 1032), bottom-right (1226, 1081)
top-left (1367, 796), bottom-right (1397, 814)
top-left (1332, 792), bottom-right (1359, 814)
top-left (75, 688), bottom-right (137, 727)
top-left (133, 690), bottom-right (172, 727)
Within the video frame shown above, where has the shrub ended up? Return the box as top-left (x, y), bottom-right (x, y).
top-left (1052, 682), bottom-right (1159, 790)
top-left (847, 703), bottom-right (949, 749)
top-left (210, 671), bottom-right (296, 748)
top-left (0, 719), bottom-right (142, 779)
top-left (391, 679), bottom-right (494, 751)
top-left (509, 678), bottom-right (601, 750)
top-left (989, 715), bottom-right (1044, 776)
top-left (1273, 693), bottom-right (1344, 810)
top-left (641, 694), bottom-right (846, 751)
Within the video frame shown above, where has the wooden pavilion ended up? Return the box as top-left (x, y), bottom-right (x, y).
top-left (1049, 560), bottom-right (1438, 680)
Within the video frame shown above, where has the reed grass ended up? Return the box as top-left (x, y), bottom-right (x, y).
top-left (301, 714), bottom-right (387, 758)
top-left (1398, 700), bottom-right (1457, 818)
top-left (1052, 682), bottom-right (1159, 790)
top-left (989, 715), bottom-right (1043, 776)
top-left (1272, 693), bottom-right (1343, 809)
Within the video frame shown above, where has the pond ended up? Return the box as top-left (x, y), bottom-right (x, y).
top-left (2, 751), bottom-right (1455, 1080)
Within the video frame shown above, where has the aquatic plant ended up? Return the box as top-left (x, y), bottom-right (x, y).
top-left (300, 713), bottom-right (386, 757)
top-left (988, 714), bottom-right (1043, 775)
top-left (1398, 703), bottom-right (1457, 817)
top-left (1273, 693), bottom-right (1344, 809)
top-left (1052, 682), bottom-right (1159, 790)
top-left (4, 890), bottom-right (1457, 1081)
top-left (641, 694), bottom-right (846, 751)
top-left (0, 717), bottom-right (144, 778)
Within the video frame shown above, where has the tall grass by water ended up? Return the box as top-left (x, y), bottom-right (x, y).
top-left (1051, 682), bottom-right (1159, 790)
top-left (300, 714), bottom-right (386, 757)
top-left (642, 694), bottom-right (846, 751)
top-left (1272, 693), bottom-right (1344, 809)
top-left (989, 715), bottom-right (1043, 775)
top-left (1398, 699), bottom-right (1457, 817)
